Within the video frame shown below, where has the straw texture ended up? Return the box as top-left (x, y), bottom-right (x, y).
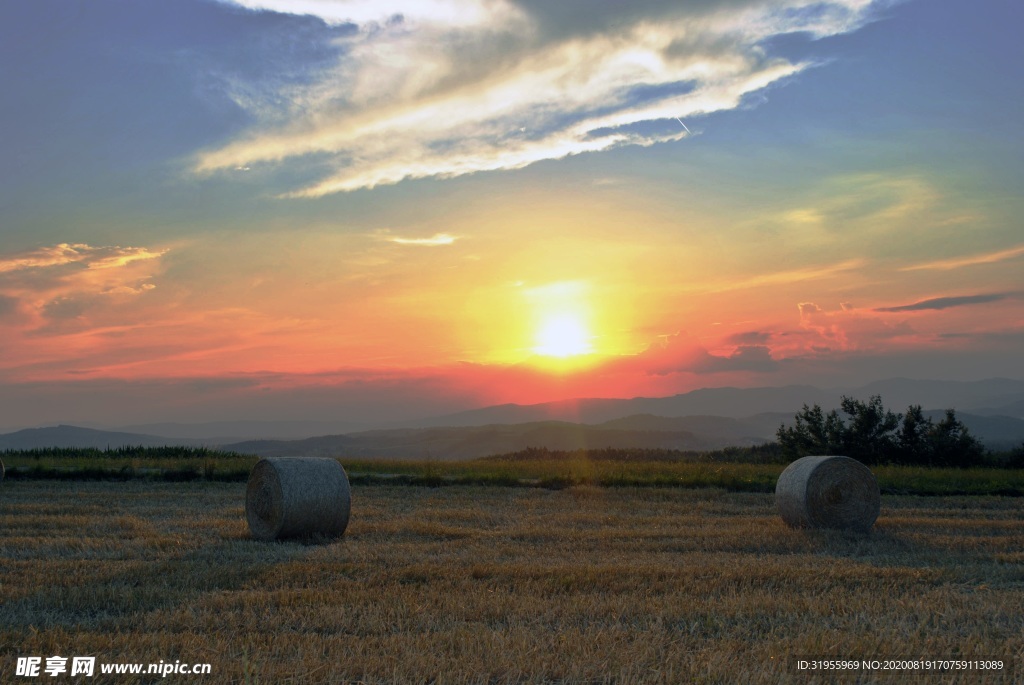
top-left (245, 457), bottom-right (351, 541)
top-left (775, 455), bottom-right (880, 532)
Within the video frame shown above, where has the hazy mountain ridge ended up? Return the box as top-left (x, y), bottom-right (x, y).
top-left (411, 378), bottom-right (1024, 428)
top-left (4, 379), bottom-right (1023, 457)
top-left (4, 413), bottom-right (1023, 461)
top-left (400, 385), bottom-right (832, 428)
top-left (0, 425), bottom-right (209, 451)
top-left (222, 422), bottom-right (724, 461)
top-left (113, 419), bottom-right (377, 442)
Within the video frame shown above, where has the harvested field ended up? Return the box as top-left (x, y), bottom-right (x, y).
top-left (1, 481), bottom-right (1022, 683)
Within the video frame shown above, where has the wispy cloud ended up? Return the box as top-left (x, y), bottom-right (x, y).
top-left (0, 243), bottom-right (169, 334)
top-left (900, 244), bottom-right (1024, 271)
top-left (874, 293), bottom-right (1011, 313)
top-left (706, 258), bottom-right (865, 292)
top-left (387, 232), bottom-right (458, 246)
top-left (0, 243), bottom-right (167, 273)
top-left (218, 0), bottom-right (523, 29)
top-left (198, 0), bottom-right (884, 196)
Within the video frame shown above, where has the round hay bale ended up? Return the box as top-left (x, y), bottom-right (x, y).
top-left (245, 457), bottom-right (351, 541)
top-left (775, 455), bottom-right (879, 532)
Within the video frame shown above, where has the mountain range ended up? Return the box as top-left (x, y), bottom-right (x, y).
top-left (3, 378), bottom-right (1023, 458)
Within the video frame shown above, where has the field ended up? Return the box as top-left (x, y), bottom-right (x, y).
top-left (2, 479), bottom-right (1022, 684)
top-left (5, 447), bottom-right (1024, 496)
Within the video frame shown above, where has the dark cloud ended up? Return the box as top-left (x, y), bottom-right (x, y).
top-left (690, 345), bottom-right (780, 374)
top-left (511, 0), bottom-right (748, 41)
top-left (0, 294), bottom-right (19, 319)
top-left (621, 333), bottom-right (780, 376)
top-left (725, 330), bottom-right (772, 345)
top-left (41, 296), bottom-right (89, 321)
top-left (874, 293), bottom-right (1011, 313)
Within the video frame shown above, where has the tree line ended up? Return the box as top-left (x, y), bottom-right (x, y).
top-left (776, 395), bottom-right (993, 467)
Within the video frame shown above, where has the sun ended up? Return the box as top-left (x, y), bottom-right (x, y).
top-left (533, 313), bottom-right (593, 358)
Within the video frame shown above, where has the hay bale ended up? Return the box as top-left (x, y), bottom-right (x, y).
top-left (245, 457), bottom-right (351, 541)
top-left (775, 455), bottom-right (879, 532)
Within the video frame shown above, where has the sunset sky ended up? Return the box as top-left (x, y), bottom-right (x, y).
top-left (1, 0), bottom-right (1021, 430)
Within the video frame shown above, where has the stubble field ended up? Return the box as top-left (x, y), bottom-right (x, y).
top-left (1, 480), bottom-right (1022, 684)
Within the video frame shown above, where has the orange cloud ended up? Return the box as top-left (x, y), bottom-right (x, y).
top-left (0, 243), bottom-right (166, 273)
top-left (798, 301), bottom-right (915, 350)
top-left (0, 243), bottom-right (169, 341)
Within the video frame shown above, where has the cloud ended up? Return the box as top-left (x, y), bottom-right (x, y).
top-left (0, 243), bottom-right (168, 334)
top-left (798, 300), bottom-right (914, 349)
top-left (104, 283), bottom-right (158, 295)
top-left (900, 244), bottom-right (1024, 271)
top-left (0, 243), bottom-right (167, 274)
top-left (692, 344), bottom-right (779, 374)
top-left (725, 330), bottom-right (772, 345)
top-left (749, 173), bottom-right (947, 249)
top-left (0, 243), bottom-right (90, 273)
top-left (0, 294), bottom-right (21, 320)
top-left (41, 296), bottom-right (89, 322)
top-left (874, 293), bottom-right (1011, 313)
top-left (88, 250), bottom-right (166, 270)
top-left (217, 0), bottom-right (524, 28)
top-left (798, 302), bottom-right (823, 316)
top-left (705, 258), bottom-right (865, 293)
top-left (619, 332), bottom-right (780, 376)
top-left (387, 232), bottom-right (458, 246)
top-left (197, 0), bottom-right (885, 195)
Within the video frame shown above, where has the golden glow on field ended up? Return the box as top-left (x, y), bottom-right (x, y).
top-left (533, 313), bottom-right (592, 357)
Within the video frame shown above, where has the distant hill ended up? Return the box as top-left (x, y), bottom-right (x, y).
top-left (970, 399), bottom-right (1024, 419)
top-left (114, 419), bottom-right (375, 442)
top-left (39, 377), bottom-right (1024, 442)
top-left (921, 410), bottom-right (1024, 451)
top-left (407, 378), bottom-right (1024, 428)
top-left (222, 420), bottom-right (728, 461)
top-left (858, 378), bottom-right (1024, 417)
top-left (400, 385), bottom-right (832, 427)
top-left (4, 379), bottom-right (1023, 457)
top-left (0, 425), bottom-right (207, 451)
top-left (599, 413), bottom-right (791, 441)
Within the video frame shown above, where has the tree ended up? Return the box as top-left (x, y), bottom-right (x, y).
top-left (896, 404), bottom-right (932, 464)
top-left (1007, 443), bottom-right (1024, 469)
top-left (777, 403), bottom-right (843, 459)
top-left (928, 408), bottom-right (985, 468)
top-left (838, 395), bottom-right (900, 465)
top-left (777, 395), bottom-right (986, 467)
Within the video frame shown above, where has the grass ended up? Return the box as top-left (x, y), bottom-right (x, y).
top-left (1, 480), bottom-right (1022, 683)
top-left (4, 447), bottom-right (1024, 496)
top-left (1, 446), bottom-right (256, 482)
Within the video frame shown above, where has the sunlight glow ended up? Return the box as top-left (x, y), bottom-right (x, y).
top-left (533, 313), bottom-right (593, 358)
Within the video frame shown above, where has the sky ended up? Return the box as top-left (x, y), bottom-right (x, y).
top-left (1, 0), bottom-right (1022, 430)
